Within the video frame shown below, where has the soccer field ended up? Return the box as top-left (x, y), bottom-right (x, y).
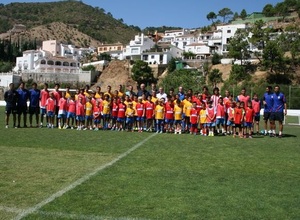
top-left (1, 111), bottom-right (300, 220)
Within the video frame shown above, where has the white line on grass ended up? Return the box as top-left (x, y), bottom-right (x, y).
top-left (14, 133), bottom-right (157, 220)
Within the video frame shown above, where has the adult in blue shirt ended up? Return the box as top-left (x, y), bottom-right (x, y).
top-left (29, 82), bottom-right (41, 127)
top-left (17, 82), bottom-right (29, 128)
top-left (270, 85), bottom-right (287, 138)
top-left (177, 86), bottom-right (185, 101)
top-left (4, 83), bottom-right (18, 128)
top-left (262, 86), bottom-right (274, 135)
top-left (137, 83), bottom-right (150, 98)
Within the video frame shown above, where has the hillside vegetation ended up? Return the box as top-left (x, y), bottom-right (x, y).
top-left (0, 1), bottom-right (140, 44)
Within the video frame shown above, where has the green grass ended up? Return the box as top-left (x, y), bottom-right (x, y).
top-left (0, 107), bottom-right (300, 219)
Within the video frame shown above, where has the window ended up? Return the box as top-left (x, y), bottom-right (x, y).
top-left (227, 30), bottom-right (231, 33)
top-left (131, 48), bottom-right (139, 54)
top-left (151, 55), bottom-right (155, 59)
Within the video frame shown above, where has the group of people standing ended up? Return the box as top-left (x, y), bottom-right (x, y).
top-left (4, 82), bottom-right (287, 137)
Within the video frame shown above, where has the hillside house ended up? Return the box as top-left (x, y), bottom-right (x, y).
top-left (141, 43), bottom-right (183, 64)
top-left (123, 34), bottom-right (155, 60)
top-left (97, 43), bottom-right (124, 60)
top-left (161, 29), bottom-right (190, 43)
top-left (14, 49), bottom-right (80, 73)
top-left (185, 43), bottom-right (211, 59)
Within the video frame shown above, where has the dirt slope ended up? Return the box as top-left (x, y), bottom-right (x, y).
top-left (92, 60), bottom-right (137, 91)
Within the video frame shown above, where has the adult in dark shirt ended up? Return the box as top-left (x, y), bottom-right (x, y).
top-left (137, 83), bottom-right (150, 98)
top-left (17, 82), bottom-right (29, 128)
top-left (29, 82), bottom-right (41, 127)
top-left (4, 83), bottom-right (18, 128)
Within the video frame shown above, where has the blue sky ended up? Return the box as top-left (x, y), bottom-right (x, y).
top-left (2, 0), bottom-right (283, 29)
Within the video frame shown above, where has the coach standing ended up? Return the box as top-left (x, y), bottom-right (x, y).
top-left (270, 85), bottom-right (287, 138)
top-left (29, 82), bottom-right (41, 127)
top-left (263, 86), bottom-right (274, 136)
top-left (4, 83), bottom-right (18, 128)
top-left (16, 82), bottom-right (29, 128)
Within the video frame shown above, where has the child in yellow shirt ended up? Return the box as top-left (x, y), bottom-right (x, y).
top-left (125, 102), bottom-right (135, 132)
top-left (174, 99), bottom-right (183, 134)
top-left (199, 102), bottom-right (207, 136)
top-left (155, 99), bottom-right (165, 133)
top-left (84, 96), bottom-right (93, 130)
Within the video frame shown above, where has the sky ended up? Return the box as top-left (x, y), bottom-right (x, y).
top-left (2, 0), bottom-right (283, 29)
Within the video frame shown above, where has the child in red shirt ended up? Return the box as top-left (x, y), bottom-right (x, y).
top-left (145, 95), bottom-right (155, 132)
top-left (66, 95), bottom-right (76, 129)
top-left (76, 96), bottom-right (85, 130)
top-left (58, 91), bottom-right (68, 129)
top-left (233, 101), bottom-right (244, 138)
top-left (206, 100), bottom-right (216, 136)
top-left (45, 92), bottom-right (56, 128)
top-left (136, 97), bottom-right (145, 132)
top-left (190, 102), bottom-right (199, 135)
top-left (251, 93), bottom-right (261, 135)
top-left (93, 99), bottom-right (101, 130)
top-left (116, 97), bottom-right (127, 131)
top-left (164, 99), bottom-right (174, 133)
top-left (216, 97), bottom-right (226, 135)
top-left (244, 101), bottom-right (255, 138)
top-left (111, 97), bottom-right (119, 130)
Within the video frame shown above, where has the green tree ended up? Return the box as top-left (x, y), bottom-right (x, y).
top-left (229, 64), bottom-right (250, 83)
top-left (249, 20), bottom-right (269, 50)
top-left (275, 2), bottom-right (289, 19)
top-left (208, 68), bottom-right (223, 88)
top-left (218, 8), bottom-right (233, 23)
top-left (284, 0), bottom-right (298, 8)
top-left (206, 11), bottom-right (217, 26)
top-left (211, 53), bottom-right (222, 65)
top-left (262, 4), bottom-right (275, 17)
top-left (0, 61), bottom-right (13, 72)
top-left (227, 29), bottom-right (251, 65)
top-left (233, 12), bottom-right (239, 21)
top-left (81, 65), bottom-right (96, 72)
top-left (262, 40), bottom-right (285, 73)
top-left (240, 9), bottom-right (247, 20)
top-left (167, 57), bottom-right (178, 73)
top-left (98, 52), bottom-right (111, 61)
top-left (159, 69), bottom-right (203, 92)
top-left (183, 51), bottom-right (196, 59)
top-left (131, 60), bottom-right (155, 86)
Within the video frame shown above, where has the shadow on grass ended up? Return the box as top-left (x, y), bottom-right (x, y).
top-left (282, 134), bottom-right (297, 138)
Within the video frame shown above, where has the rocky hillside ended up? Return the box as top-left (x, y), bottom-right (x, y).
top-left (0, 1), bottom-right (140, 44)
top-left (0, 22), bottom-right (102, 48)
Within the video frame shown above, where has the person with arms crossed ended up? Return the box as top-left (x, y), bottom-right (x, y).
top-left (4, 83), bottom-right (18, 128)
top-left (270, 85), bottom-right (287, 138)
top-left (262, 86), bottom-right (274, 136)
top-left (16, 82), bottom-right (29, 128)
top-left (28, 82), bottom-right (40, 128)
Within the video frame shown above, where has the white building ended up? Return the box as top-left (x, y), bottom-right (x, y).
top-left (42, 40), bottom-right (94, 61)
top-left (123, 33), bottom-right (155, 60)
top-left (141, 43), bottom-right (183, 65)
top-left (214, 24), bottom-right (247, 54)
top-left (185, 43), bottom-right (211, 59)
top-left (172, 34), bottom-right (198, 50)
top-left (161, 29), bottom-right (190, 43)
top-left (14, 49), bottom-right (80, 73)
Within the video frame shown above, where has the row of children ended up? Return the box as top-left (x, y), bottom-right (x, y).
top-left (41, 85), bottom-right (260, 138)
